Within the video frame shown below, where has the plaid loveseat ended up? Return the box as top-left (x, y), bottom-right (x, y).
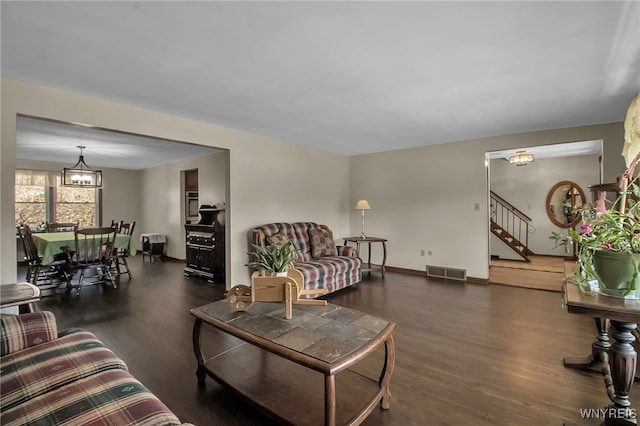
top-left (250, 222), bottom-right (362, 297)
top-left (0, 311), bottom-right (186, 426)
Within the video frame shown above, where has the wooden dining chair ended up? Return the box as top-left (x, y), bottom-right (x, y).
top-left (46, 222), bottom-right (78, 233)
top-left (72, 226), bottom-right (118, 296)
top-left (111, 221), bottom-right (136, 278)
top-left (110, 219), bottom-right (121, 232)
top-left (16, 225), bottom-right (72, 290)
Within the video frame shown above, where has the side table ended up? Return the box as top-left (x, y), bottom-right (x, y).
top-left (562, 281), bottom-right (640, 425)
top-left (0, 282), bottom-right (41, 313)
top-left (343, 236), bottom-right (387, 277)
top-left (140, 233), bottom-right (166, 262)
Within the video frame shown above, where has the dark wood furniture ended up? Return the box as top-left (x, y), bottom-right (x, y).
top-left (111, 221), bottom-right (136, 277)
top-left (191, 300), bottom-right (395, 426)
top-left (46, 222), bottom-right (78, 233)
top-left (184, 206), bottom-right (224, 283)
top-left (589, 182), bottom-right (620, 203)
top-left (562, 280), bottom-right (640, 425)
top-left (141, 233), bottom-right (166, 262)
top-left (16, 225), bottom-right (71, 289)
top-left (343, 236), bottom-right (387, 277)
top-left (0, 282), bottom-right (40, 313)
top-left (72, 226), bottom-right (118, 295)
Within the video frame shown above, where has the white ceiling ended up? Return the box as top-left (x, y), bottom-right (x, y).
top-left (2, 1), bottom-right (640, 167)
top-left (15, 116), bottom-right (221, 171)
top-left (488, 139), bottom-right (602, 162)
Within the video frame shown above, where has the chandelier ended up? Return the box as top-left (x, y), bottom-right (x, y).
top-left (509, 150), bottom-right (534, 166)
top-left (61, 146), bottom-right (102, 187)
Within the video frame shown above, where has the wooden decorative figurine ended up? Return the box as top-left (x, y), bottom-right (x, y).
top-left (227, 269), bottom-right (327, 319)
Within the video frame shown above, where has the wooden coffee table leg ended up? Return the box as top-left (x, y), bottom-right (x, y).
top-left (379, 334), bottom-right (396, 409)
top-left (325, 374), bottom-right (336, 426)
top-left (192, 318), bottom-right (207, 385)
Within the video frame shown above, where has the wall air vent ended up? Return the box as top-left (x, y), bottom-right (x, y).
top-left (426, 265), bottom-right (467, 281)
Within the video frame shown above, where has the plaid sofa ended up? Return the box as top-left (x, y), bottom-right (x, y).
top-left (250, 222), bottom-right (362, 297)
top-left (0, 311), bottom-right (186, 426)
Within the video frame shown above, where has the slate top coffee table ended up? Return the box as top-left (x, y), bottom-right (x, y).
top-left (190, 300), bottom-right (396, 426)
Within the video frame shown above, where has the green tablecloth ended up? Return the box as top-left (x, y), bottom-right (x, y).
top-left (32, 231), bottom-right (137, 265)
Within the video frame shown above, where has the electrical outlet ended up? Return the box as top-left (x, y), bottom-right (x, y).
top-left (474, 203), bottom-right (480, 211)
top-left (428, 250), bottom-right (432, 255)
top-left (420, 249), bottom-right (425, 256)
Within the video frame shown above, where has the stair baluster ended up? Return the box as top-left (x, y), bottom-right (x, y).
top-left (490, 191), bottom-right (534, 261)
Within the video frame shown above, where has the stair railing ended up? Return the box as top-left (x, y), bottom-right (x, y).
top-left (490, 191), bottom-right (532, 255)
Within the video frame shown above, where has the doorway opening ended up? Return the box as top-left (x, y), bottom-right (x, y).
top-left (486, 139), bottom-right (603, 291)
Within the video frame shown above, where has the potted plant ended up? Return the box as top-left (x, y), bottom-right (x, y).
top-left (549, 231), bottom-right (572, 255)
top-left (246, 242), bottom-right (297, 276)
top-left (561, 93), bottom-right (640, 297)
top-left (568, 191), bottom-right (640, 297)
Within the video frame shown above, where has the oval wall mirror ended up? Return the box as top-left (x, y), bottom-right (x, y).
top-left (546, 181), bottom-right (586, 228)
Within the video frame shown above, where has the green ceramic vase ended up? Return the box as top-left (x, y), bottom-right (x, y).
top-left (592, 250), bottom-right (640, 298)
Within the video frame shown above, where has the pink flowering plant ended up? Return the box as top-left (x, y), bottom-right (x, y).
top-left (566, 174), bottom-right (640, 290)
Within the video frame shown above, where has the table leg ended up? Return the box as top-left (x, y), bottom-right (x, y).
top-left (18, 303), bottom-right (36, 314)
top-left (381, 241), bottom-right (387, 277)
top-left (564, 317), bottom-right (611, 373)
top-left (325, 374), bottom-right (336, 426)
top-left (192, 318), bottom-right (207, 385)
top-left (379, 334), bottom-right (396, 409)
top-left (602, 321), bottom-right (637, 426)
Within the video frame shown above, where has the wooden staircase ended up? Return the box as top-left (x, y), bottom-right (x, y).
top-left (490, 191), bottom-right (534, 261)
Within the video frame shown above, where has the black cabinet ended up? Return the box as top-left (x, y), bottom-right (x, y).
top-left (184, 207), bottom-right (224, 283)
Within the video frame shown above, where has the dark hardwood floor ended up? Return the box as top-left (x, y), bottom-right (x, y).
top-left (22, 256), bottom-right (633, 425)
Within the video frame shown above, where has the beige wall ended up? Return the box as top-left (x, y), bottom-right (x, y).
top-left (140, 152), bottom-right (227, 259)
top-left (349, 123), bottom-right (625, 280)
top-left (1, 77), bottom-right (350, 288)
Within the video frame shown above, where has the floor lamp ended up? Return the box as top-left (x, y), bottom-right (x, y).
top-left (355, 200), bottom-right (371, 239)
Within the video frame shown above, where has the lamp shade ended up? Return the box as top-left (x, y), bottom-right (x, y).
top-left (355, 200), bottom-right (371, 210)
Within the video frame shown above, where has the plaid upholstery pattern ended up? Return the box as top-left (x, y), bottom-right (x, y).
top-left (309, 228), bottom-right (338, 257)
top-left (1, 312), bottom-right (58, 356)
top-left (253, 222), bottom-right (317, 262)
top-left (266, 232), bottom-right (302, 262)
top-left (251, 222), bottom-right (362, 297)
top-left (1, 369), bottom-right (182, 426)
top-left (1, 329), bottom-right (128, 412)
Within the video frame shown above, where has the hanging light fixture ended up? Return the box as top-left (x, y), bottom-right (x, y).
top-left (62, 146), bottom-right (102, 187)
top-left (509, 150), bottom-right (534, 166)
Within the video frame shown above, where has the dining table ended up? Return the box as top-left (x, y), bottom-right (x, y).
top-left (32, 231), bottom-right (137, 265)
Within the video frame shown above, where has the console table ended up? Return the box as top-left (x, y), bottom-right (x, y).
top-left (562, 280), bottom-right (640, 425)
top-left (343, 236), bottom-right (387, 277)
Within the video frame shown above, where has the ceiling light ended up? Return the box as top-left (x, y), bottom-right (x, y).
top-left (62, 146), bottom-right (102, 187)
top-left (509, 151), bottom-right (534, 166)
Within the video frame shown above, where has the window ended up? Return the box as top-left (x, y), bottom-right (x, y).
top-left (15, 171), bottom-right (47, 227)
top-left (15, 170), bottom-right (99, 228)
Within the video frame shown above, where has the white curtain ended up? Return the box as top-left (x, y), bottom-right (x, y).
top-left (15, 169), bottom-right (57, 187)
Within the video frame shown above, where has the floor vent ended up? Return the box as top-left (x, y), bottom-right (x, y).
top-left (426, 265), bottom-right (467, 281)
